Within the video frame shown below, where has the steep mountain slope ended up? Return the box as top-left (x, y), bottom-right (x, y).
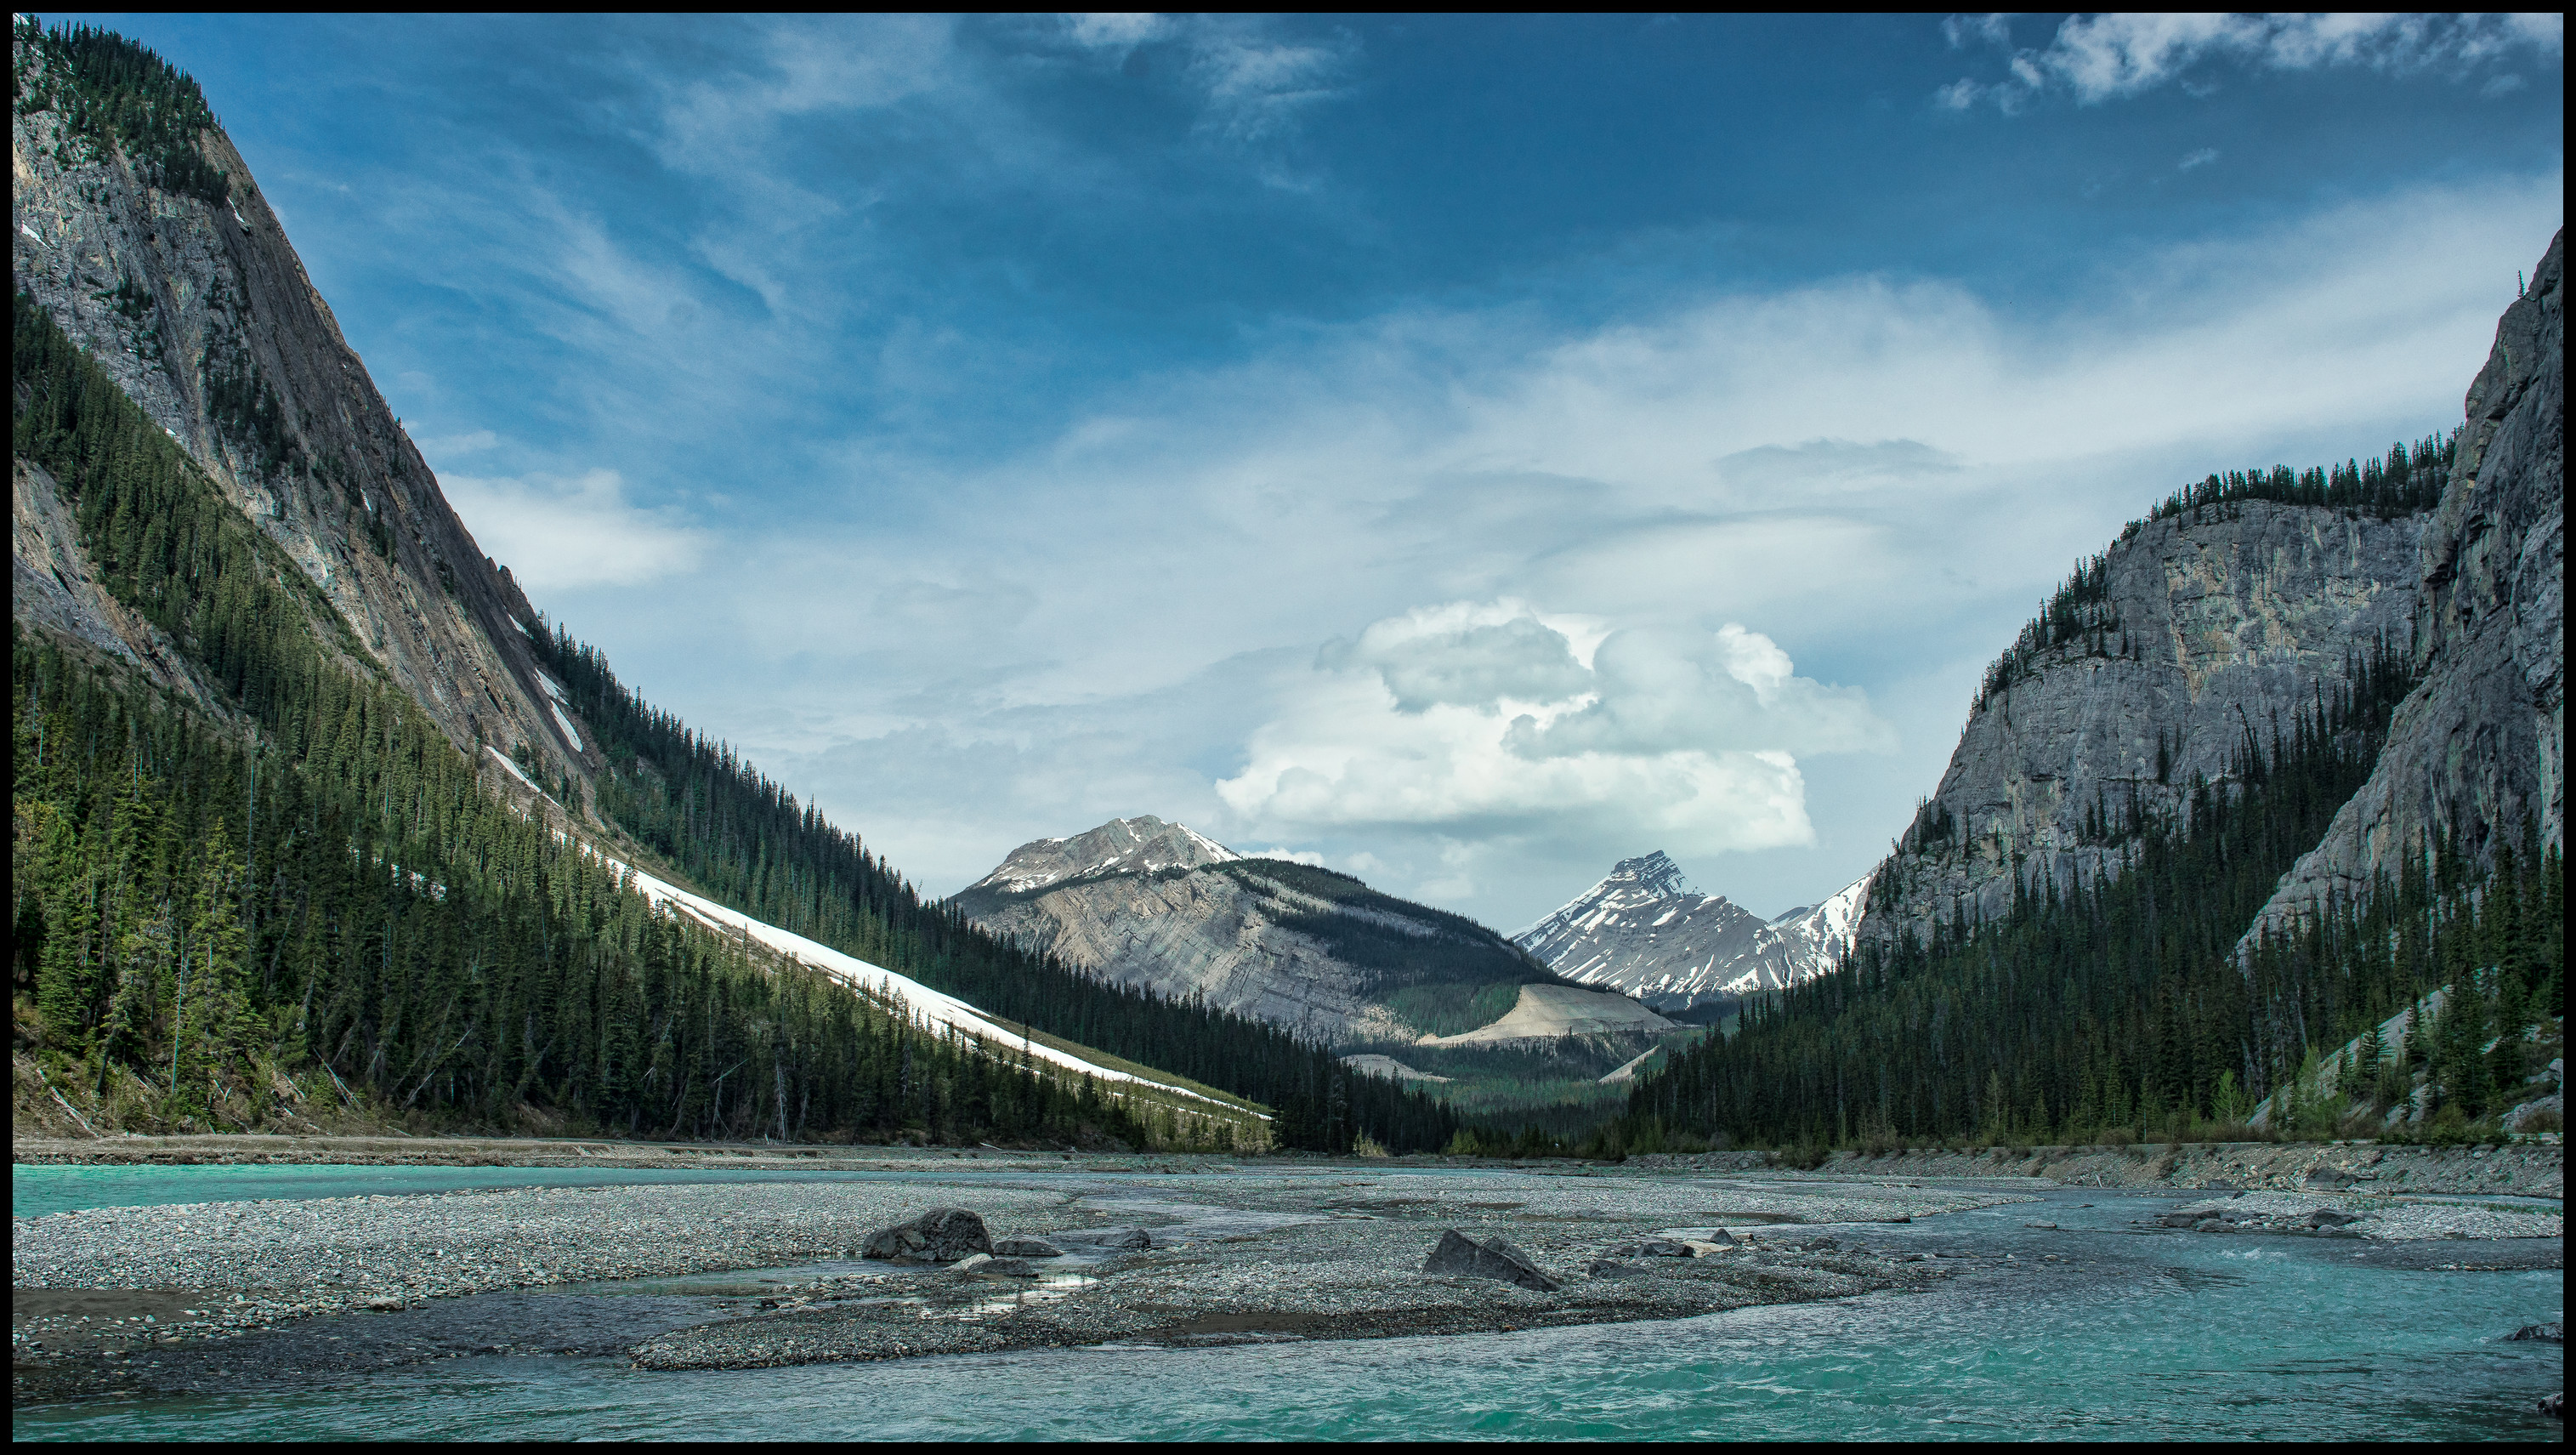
top-left (1623, 236), bottom-right (2562, 1150)
top-left (12, 23), bottom-right (582, 799)
top-left (1858, 478), bottom-right (2436, 952)
top-left (1512, 851), bottom-right (1869, 1012)
top-left (2243, 232), bottom-right (2564, 944)
top-left (953, 817), bottom-right (1594, 1046)
top-left (11, 20), bottom-right (1457, 1156)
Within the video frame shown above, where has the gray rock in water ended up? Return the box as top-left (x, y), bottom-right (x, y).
top-left (2306, 1208), bottom-right (2363, 1228)
top-left (2509, 1321), bottom-right (2564, 1344)
top-left (969, 1257), bottom-right (1037, 1278)
top-left (1423, 1230), bottom-right (1560, 1292)
top-left (994, 1237), bottom-right (1064, 1259)
top-left (862, 1208), bottom-right (995, 1263)
top-left (2539, 1390), bottom-right (2563, 1420)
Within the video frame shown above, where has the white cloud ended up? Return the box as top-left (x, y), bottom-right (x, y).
top-left (1942, 12), bottom-right (2562, 111)
top-left (1215, 601), bottom-right (1881, 855)
top-left (441, 468), bottom-right (707, 591)
top-left (2178, 147), bottom-right (2220, 173)
top-left (414, 427), bottom-right (498, 460)
top-left (1942, 14), bottom-right (2011, 51)
top-left (576, 174), bottom-right (2562, 924)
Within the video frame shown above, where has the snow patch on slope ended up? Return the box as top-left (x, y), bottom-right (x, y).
top-left (601, 851), bottom-right (1260, 1117)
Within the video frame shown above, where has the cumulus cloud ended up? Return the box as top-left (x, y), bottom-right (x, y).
top-left (579, 173), bottom-right (2562, 920)
top-left (441, 468), bottom-right (706, 591)
top-left (1319, 600), bottom-right (1599, 713)
top-left (1216, 602), bottom-right (1886, 855)
top-left (1938, 12), bottom-right (2562, 111)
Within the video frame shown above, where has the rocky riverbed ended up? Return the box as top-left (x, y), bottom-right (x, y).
top-left (14, 1145), bottom-right (2563, 1409)
top-left (14, 1162), bottom-right (2024, 1397)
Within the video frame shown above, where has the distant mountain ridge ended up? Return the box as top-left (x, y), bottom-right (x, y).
top-left (954, 816), bottom-right (1630, 1048)
top-left (1512, 851), bottom-right (1869, 1013)
top-left (965, 816), bottom-right (1241, 895)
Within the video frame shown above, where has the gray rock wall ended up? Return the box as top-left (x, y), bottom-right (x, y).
top-left (11, 60), bottom-right (583, 800)
top-left (1860, 497), bottom-right (2426, 948)
top-left (2240, 230), bottom-right (2564, 945)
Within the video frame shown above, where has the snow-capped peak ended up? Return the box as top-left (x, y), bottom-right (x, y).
top-left (1513, 855), bottom-right (1873, 1014)
top-left (965, 815), bottom-right (1242, 895)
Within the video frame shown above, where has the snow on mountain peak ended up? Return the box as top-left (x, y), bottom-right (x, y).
top-left (967, 815), bottom-right (1242, 895)
top-left (1514, 855), bottom-right (1872, 1014)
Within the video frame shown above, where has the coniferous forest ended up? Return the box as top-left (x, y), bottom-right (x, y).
top-left (1614, 622), bottom-right (2563, 1156)
top-left (12, 288), bottom-right (1456, 1153)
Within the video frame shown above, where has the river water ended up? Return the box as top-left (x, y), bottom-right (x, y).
top-left (11, 1167), bottom-right (2562, 1441)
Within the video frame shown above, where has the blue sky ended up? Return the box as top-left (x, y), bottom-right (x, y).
top-left (72, 13), bottom-right (2565, 928)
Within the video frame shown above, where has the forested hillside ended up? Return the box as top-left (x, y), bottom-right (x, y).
top-left (12, 16), bottom-right (1462, 1155)
top-left (521, 629), bottom-right (1460, 1153)
top-left (1618, 537), bottom-right (2562, 1152)
top-left (14, 292), bottom-right (1155, 1148)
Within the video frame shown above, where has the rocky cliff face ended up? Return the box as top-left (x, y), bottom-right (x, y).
top-left (953, 819), bottom-right (1576, 1046)
top-left (2241, 231), bottom-right (2564, 941)
top-left (1512, 851), bottom-right (1867, 1012)
top-left (1858, 498), bottom-right (2428, 950)
top-left (11, 35), bottom-right (588, 800)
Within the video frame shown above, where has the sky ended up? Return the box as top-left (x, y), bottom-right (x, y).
top-left (70, 12), bottom-right (2566, 930)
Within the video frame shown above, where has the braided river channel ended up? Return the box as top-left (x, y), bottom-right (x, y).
top-left (11, 1162), bottom-right (2562, 1441)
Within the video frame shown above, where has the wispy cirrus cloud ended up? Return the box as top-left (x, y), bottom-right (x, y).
top-left (441, 468), bottom-right (706, 591)
top-left (1938, 12), bottom-right (2563, 112)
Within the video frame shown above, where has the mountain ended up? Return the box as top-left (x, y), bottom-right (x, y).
top-left (967, 816), bottom-right (1242, 895)
top-left (1511, 851), bottom-right (1869, 1013)
top-left (1622, 230), bottom-right (2563, 1151)
top-left (2240, 231), bottom-right (2563, 945)
top-left (1855, 491), bottom-right (2431, 954)
top-left (954, 816), bottom-right (1618, 1047)
top-left (12, 26), bottom-right (579, 804)
top-left (10, 20), bottom-right (1457, 1157)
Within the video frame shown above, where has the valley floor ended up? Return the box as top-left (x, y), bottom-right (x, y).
top-left (10, 1135), bottom-right (2562, 1410)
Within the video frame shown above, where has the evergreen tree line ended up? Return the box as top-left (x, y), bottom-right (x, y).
top-left (2145, 434), bottom-right (2454, 525)
top-left (527, 628), bottom-right (1461, 1154)
top-left (12, 290), bottom-right (1160, 1147)
top-left (13, 17), bottom-right (230, 204)
top-left (1976, 438), bottom-right (2452, 709)
top-left (1618, 639), bottom-right (2562, 1150)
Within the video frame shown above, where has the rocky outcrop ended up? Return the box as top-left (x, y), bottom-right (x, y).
top-left (1858, 498), bottom-right (2427, 950)
top-left (1515, 851), bottom-right (1869, 1010)
top-left (1421, 1230), bottom-right (1559, 1292)
top-left (11, 34), bottom-right (589, 802)
top-left (861, 1208), bottom-right (994, 1264)
top-left (2241, 231), bottom-right (2564, 943)
top-left (953, 818), bottom-right (1574, 1046)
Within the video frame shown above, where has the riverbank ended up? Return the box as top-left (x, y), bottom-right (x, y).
top-left (1626, 1140), bottom-right (2565, 1197)
top-left (15, 1133), bottom-right (2562, 1199)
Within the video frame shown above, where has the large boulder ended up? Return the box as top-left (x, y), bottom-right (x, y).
top-left (2509, 1321), bottom-right (2564, 1344)
top-left (1422, 1230), bottom-right (1560, 1292)
top-left (862, 1208), bottom-right (995, 1263)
